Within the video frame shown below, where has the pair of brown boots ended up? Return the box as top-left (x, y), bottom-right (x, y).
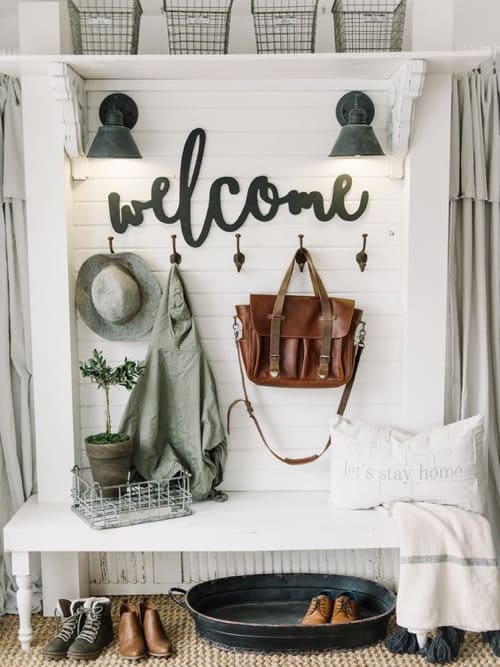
top-left (301, 591), bottom-right (359, 625)
top-left (119, 599), bottom-right (172, 660)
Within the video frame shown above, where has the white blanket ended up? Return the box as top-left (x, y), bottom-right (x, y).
top-left (391, 501), bottom-right (500, 636)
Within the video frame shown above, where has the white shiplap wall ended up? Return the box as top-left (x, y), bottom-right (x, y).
top-left (73, 77), bottom-right (403, 590)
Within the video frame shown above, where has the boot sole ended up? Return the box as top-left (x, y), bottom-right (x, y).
top-left (149, 651), bottom-right (174, 658)
top-left (119, 653), bottom-right (148, 660)
top-left (41, 652), bottom-right (67, 660)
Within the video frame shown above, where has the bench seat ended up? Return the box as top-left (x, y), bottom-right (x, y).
top-left (3, 491), bottom-right (399, 650)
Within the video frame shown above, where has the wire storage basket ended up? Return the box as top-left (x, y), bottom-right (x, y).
top-left (67, 0), bottom-right (142, 54)
top-left (162, 0), bottom-right (233, 55)
top-left (332, 0), bottom-right (406, 52)
top-left (71, 466), bottom-right (192, 530)
top-left (252, 0), bottom-right (319, 54)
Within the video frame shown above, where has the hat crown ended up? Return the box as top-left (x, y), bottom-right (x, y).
top-left (91, 263), bottom-right (141, 324)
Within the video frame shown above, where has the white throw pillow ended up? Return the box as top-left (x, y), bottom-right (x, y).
top-left (329, 414), bottom-right (486, 513)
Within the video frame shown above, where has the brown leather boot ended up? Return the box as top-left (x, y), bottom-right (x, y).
top-left (300, 593), bottom-right (334, 625)
top-left (330, 594), bottom-right (359, 624)
top-left (140, 599), bottom-right (173, 658)
top-left (119, 601), bottom-right (147, 660)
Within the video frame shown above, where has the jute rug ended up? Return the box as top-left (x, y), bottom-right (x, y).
top-left (0, 595), bottom-right (498, 666)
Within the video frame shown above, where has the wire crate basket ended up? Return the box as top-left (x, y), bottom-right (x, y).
top-left (252, 0), bottom-right (319, 54)
top-left (162, 0), bottom-right (233, 55)
top-left (67, 0), bottom-right (143, 54)
top-left (332, 0), bottom-right (406, 52)
top-left (71, 466), bottom-right (192, 530)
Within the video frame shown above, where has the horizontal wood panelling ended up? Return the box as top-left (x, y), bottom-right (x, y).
top-left (77, 156), bottom-right (401, 180)
top-left (72, 174), bottom-right (401, 202)
top-left (87, 106), bottom-right (390, 133)
top-left (75, 78), bottom-right (404, 588)
top-left (85, 79), bottom-right (390, 94)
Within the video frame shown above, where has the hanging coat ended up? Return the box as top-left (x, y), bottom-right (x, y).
top-left (120, 264), bottom-right (227, 501)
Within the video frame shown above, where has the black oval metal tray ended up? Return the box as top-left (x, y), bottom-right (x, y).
top-left (170, 572), bottom-right (395, 652)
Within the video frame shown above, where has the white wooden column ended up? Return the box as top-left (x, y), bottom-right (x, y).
top-left (20, 3), bottom-right (77, 505)
top-left (401, 74), bottom-right (452, 430)
top-left (20, 2), bottom-right (86, 614)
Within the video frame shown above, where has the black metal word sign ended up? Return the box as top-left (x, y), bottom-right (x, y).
top-left (108, 128), bottom-right (369, 248)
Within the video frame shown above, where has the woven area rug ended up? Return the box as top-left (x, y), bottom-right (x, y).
top-left (0, 595), bottom-right (497, 666)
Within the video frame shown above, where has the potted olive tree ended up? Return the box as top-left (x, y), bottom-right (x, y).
top-left (80, 349), bottom-right (145, 496)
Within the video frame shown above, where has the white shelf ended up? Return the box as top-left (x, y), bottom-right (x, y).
top-left (4, 492), bottom-right (399, 553)
top-left (0, 50), bottom-right (489, 80)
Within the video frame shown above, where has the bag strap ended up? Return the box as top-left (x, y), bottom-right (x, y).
top-left (269, 247), bottom-right (333, 380)
top-left (227, 319), bottom-right (366, 466)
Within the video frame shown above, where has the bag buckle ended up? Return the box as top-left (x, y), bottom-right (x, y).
top-left (357, 321), bottom-right (367, 348)
top-left (269, 353), bottom-right (280, 378)
top-left (233, 316), bottom-right (242, 341)
top-left (318, 354), bottom-right (330, 379)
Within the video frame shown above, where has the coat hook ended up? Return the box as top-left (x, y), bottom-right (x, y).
top-left (356, 233), bottom-right (368, 272)
top-left (296, 234), bottom-right (306, 272)
top-left (107, 236), bottom-right (115, 254)
top-left (170, 234), bottom-right (182, 265)
top-left (233, 233), bottom-right (245, 273)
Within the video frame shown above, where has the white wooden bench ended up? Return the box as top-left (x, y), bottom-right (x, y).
top-left (4, 491), bottom-right (399, 650)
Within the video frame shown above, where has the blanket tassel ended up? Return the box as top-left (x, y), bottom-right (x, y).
top-left (385, 626), bottom-right (420, 654)
top-left (482, 630), bottom-right (500, 657)
top-left (425, 626), bottom-right (464, 664)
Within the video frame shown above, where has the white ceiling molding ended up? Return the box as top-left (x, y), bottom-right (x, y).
top-left (49, 61), bottom-right (88, 180)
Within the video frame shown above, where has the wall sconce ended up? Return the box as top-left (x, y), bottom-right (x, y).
top-left (329, 91), bottom-right (384, 157)
top-left (87, 93), bottom-right (142, 159)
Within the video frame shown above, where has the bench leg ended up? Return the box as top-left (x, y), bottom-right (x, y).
top-left (12, 551), bottom-right (32, 651)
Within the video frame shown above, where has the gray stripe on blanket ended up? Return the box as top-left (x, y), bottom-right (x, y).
top-left (401, 555), bottom-right (498, 566)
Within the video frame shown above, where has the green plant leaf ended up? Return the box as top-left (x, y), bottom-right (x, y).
top-left (79, 349), bottom-right (145, 435)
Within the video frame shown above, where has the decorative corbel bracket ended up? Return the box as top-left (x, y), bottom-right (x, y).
top-left (388, 59), bottom-right (427, 179)
top-left (49, 62), bottom-right (88, 181)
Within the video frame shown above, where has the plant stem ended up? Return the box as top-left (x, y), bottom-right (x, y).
top-left (104, 386), bottom-right (111, 436)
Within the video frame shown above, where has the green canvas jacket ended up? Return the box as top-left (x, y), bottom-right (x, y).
top-left (120, 265), bottom-right (227, 501)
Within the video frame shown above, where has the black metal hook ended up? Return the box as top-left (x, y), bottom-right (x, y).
top-left (233, 233), bottom-right (245, 273)
top-left (295, 234), bottom-right (307, 272)
top-left (107, 236), bottom-right (115, 254)
top-left (170, 234), bottom-right (182, 265)
top-left (356, 233), bottom-right (368, 272)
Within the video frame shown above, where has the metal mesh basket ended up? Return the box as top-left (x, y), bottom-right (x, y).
top-left (162, 0), bottom-right (233, 55)
top-left (332, 0), bottom-right (406, 52)
top-left (67, 0), bottom-right (143, 54)
top-left (252, 0), bottom-right (319, 54)
top-left (71, 466), bottom-right (192, 530)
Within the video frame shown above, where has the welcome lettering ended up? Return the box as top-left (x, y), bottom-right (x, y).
top-left (108, 128), bottom-right (369, 248)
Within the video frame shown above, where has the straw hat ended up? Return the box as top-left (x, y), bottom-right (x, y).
top-left (75, 252), bottom-right (161, 341)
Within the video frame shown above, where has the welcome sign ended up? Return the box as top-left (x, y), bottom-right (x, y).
top-left (107, 128), bottom-right (370, 248)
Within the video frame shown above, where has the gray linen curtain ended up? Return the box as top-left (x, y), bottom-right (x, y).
top-left (0, 76), bottom-right (40, 614)
top-left (445, 68), bottom-right (500, 552)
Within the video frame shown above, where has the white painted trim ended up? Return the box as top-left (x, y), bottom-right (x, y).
top-left (21, 73), bottom-right (77, 503)
top-left (401, 74), bottom-right (452, 430)
top-left (49, 62), bottom-right (89, 179)
top-left (40, 553), bottom-right (89, 617)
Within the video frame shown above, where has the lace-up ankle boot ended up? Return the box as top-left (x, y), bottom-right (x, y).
top-left (42, 598), bottom-right (90, 660)
top-left (300, 591), bottom-right (334, 625)
top-left (67, 597), bottom-right (113, 660)
top-left (331, 593), bottom-right (359, 624)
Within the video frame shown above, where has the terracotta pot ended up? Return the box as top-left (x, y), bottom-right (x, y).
top-left (85, 437), bottom-right (133, 498)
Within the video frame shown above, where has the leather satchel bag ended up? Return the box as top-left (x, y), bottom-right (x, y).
top-left (228, 246), bottom-right (366, 465)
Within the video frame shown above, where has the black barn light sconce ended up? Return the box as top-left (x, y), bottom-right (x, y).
top-left (87, 93), bottom-right (142, 159)
top-left (329, 91), bottom-right (384, 157)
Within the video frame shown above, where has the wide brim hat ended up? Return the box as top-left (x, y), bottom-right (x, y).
top-left (76, 252), bottom-right (161, 341)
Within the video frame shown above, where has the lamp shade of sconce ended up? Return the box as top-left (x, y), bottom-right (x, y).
top-left (87, 93), bottom-right (142, 159)
top-left (329, 91), bottom-right (384, 157)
